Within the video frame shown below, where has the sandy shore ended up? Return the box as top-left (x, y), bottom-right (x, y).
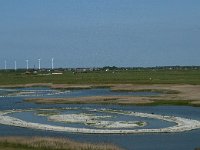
top-left (1, 109), bottom-right (200, 134)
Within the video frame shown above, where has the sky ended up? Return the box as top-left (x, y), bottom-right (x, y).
top-left (0, 0), bottom-right (200, 69)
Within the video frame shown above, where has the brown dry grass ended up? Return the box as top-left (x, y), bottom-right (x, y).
top-left (111, 84), bottom-right (200, 101)
top-left (26, 95), bottom-right (153, 105)
top-left (0, 136), bottom-right (122, 150)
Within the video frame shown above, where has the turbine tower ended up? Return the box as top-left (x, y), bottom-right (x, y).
top-left (38, 59), bottom-right (41, 70)
top-left (26, 60), bottom-right (29, 70)
top-left (4, 60), bottom-right (7, 70)
top-left (51, 58), bottom-right (54, 70)
top-left (14, 61), bottom-right (17, 71)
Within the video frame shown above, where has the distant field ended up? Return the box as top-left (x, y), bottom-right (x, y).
top-left (0, 69), bottom-right (200, 85)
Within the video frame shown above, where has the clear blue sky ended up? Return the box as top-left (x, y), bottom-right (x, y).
top-left (0, 0), bottom-right (200, 69)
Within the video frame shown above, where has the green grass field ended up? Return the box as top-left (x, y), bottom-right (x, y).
top-left (0, 69), bottom-right (200, 85)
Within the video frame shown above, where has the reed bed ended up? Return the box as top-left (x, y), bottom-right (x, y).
top-left (0, 136), bottom-right (122, 150)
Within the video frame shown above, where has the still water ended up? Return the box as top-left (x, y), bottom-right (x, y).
top-left (0, 87), bottom-right (200, 150)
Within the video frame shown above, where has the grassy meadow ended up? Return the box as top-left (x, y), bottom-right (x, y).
top-left (0, 69), bottom-right (200, 85)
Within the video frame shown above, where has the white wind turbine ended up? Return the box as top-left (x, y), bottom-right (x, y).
top-left (38, 59), bottom-right (41, 70)
top-left (14, 61), bottom-right (17, 71)
top-left (51, 58), bottom-right (54, 70)
top-left (26, 60), bottom-right (29, 70)
top-left (4, 60), bottom-right (7, 70)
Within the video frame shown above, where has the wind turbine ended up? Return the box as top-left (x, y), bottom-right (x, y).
top-left (51, 58), bottom-right (54, 70)
top-left (14, 61), bottom-right (17, 71)
top-left (26, 60), bottom-right (29, 70)
top-left (38, 59), bottom-right (41, 70)
top-left (4, 60), bottom-right (7, 70)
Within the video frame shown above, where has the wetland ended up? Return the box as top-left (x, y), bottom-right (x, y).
top-left (0, 86), bottom-right (200, 149)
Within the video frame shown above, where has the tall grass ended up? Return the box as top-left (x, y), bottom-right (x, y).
top-left (0, 136), bottom-right (122, 150)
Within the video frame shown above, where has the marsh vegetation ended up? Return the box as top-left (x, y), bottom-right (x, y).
top-left (0, 137), bottom-right (122, 150)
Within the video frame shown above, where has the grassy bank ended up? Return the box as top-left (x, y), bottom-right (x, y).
top-left (0, 69), bottom-right (200, 85)
top-left (0, 137), bottom-right (122, 150)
